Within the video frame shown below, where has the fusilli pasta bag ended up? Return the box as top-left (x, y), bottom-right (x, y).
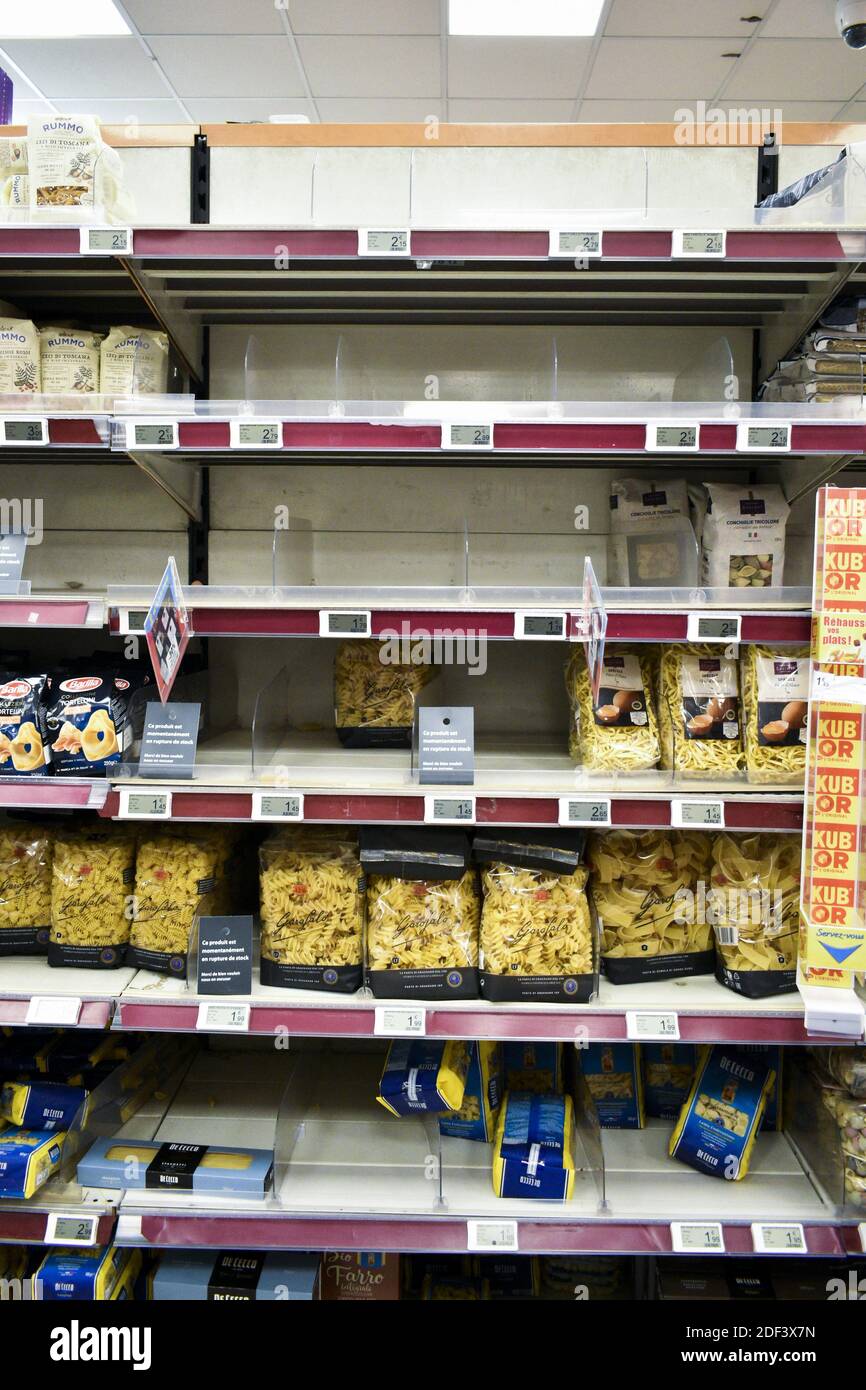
top-left (49, 827), bottom-right (136, 969)
top-left (657, 644), bottom-right (744, 780)
top-left (709, 832), bottom-right (799, 998)
top-left (334, 639), bottom-right (435, 748)
top-left (259, 828), bottom-right (364, 993)
top-left (366, 870), bottom-right (480, 998)
top-left (742, 645), bottom-right (808, 786)
top-left (479, 861), bottom-right (596, 1003)
top-left (0, 825), bottom-right (53, 956)
top-left (127, 831), bottom-right (219, 977)
top-left (566, 645), bottom-right (660, 772)
top-left (588, 829), bottom-right (713, 984)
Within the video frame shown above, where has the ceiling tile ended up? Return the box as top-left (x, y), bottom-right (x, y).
top-left (316, 98), bottom-right (443, 120)
top-left (449, 98), bottom-right (575, 121)
top-left (10, 99), bottom-right (56, 117)
top-left (724, 39), bottom-right (866, 101)
top-left (722, 99), bottom-right (843, 120)
top-left (578, 98), bottom-right (712, 121)
top-left (38, 97), bottom-right (190, 122)
top-left (288, 0), bottom-right (440, 35)
top-left (448, 37), bottom-right (592, 98)
top-left (297, 36), bottom-right (440, 97)
top-left (122, 0), bottom-right (283, 33)
top-left (759, 0), bottom-right (839, 38)
top-left (148, 35), bottom-right (306, 99)
top-left (188, 98), bottom-right (317, 123)
top-left (1, 37), bottom-right (168, 99)
top-left (586, 38), bottom-right (742, 98)
top-left (605, 0), bottom-right (760, 38)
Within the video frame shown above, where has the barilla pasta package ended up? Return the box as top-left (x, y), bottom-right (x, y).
top-left (49, 827), bottom-right (136, 969)
top-left (45, 668), bottom-right (151, 776)
top-left (259, 828), bottom-right (364, 993)
top-left (0, 674), bottom-right (51, 776)
top-left (376, 1040), bottom-right (470, 1117)
top-left (643, 1043), bottom-right (698, 1120)
top-left (0, 1080), bottom-right (88, 1132)
top-left (0, 824), bottom-right (52, 956)
top-left (580, 1044), bottom-right (645, 1129)
top-left (334, 639), bottom-right (435, 749)
top-left (33, 1246), bottom-right (140, 1301)
top-left (503, 1042), bottom-right (563, 1094)
top-left (0, 1128), bottom-right (66, 1198)
top-left (128, 830), bottom-right (220, 978)
top-left (658, 645), bottom-right (744, 778)
top-left (742, 646), bottom-right (808, 786)
top-left (669, 1046), bottom-right (775, 1180)
top-left (492, 1092), bottom-right (576, 1201)
top-left (699, 482), bottom-right (790, 590)
top-left (439, 1042), bottom-right (503, 1142)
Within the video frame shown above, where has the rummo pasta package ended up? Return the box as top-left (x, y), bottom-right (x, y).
top-left (580, 1045), bottom-right (645, 1129)
top-left (39, 325), bottom-right (102, 394)
top-left (439, 1042), bottom-right (503, 1142)
top-left (669, 1046), bottom-right (776, 1181)
top-left (259, 828), bottom-right (364, 993)
top-left (608, 477), bottom-right (698, 587)
top-left (0, 318), bottom-right (40, 393)
top-left (334, 639), bottom-right (435, 748)
top-left (566, 645), bottom-right (660, 772)
top-left (0, 824), bottom-right (52, 956)
top-left (742, 645), bottom-right (808, 785)
top-left (27, 116), bottom-right (129, 217)
top-left (376, 1040), bottom-right (471, 1116)
top-left (100, 325), bottom-right (170, 397)
top-left (362, 830), bottom-right (479, 999)
top-left (475, 830), bottom-right (596, 1003)
top-left (0, 674), bottom-right (51, 776)
top-left (699, 482), bottom-right (790, 589)
top-left (588, 829), bottom-right (713, 984)
top-left (44, 667), bottom-right (152, 776)
top-left (709, 833), bottom-right (799, 998)
top-left (127, 831), bottom-right (220, 978)
top-left (49, 827), bottom-right (136, 969)
top-left (658, 645), bottom-right (744, 778)
top-left (492, 1092), bottom-right (576, 1201)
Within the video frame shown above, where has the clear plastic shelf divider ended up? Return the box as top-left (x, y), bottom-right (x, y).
top-left (672, 335), bottom-right (736, 403)
top-left (251, 663), bottom-right (290, 779)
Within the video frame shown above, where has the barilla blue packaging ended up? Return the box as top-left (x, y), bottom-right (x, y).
top-left (0, 1080), bottom-right (88, 1131)
top-left (492, 1092), bottom-right (576, 1201)
top-left (439, 1041), bottom-right (503, 1141)
top-left (0, 1128), bottom-right (66, 1197)
top-left (580, 1044), bottom-right (644, 1128)
top-left (149, 1250), bottom-right (320, 1301)
top-left (643, 1043), bottom-right (698, 1121)
top-left (502, 1042), bottom-right (562, 1094)
top-left (34, 1245), bottom-right (139, 1301)
top-left (376, 1040), bottom-right (470, 1117)
top-left (669, 1046), bottom-right (775, 1181)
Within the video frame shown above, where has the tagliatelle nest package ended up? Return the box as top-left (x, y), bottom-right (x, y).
top-left (259, 828), bottom-right (364, 993)
top-left (49, 828), bottom-right (136, 969)
top-left (127, 831), bottom-right (220, 978)
top-left (709, 833), bottom-right (800, 998)
top-left (0, 825), bottom-right (53, 956)
top-left (657, 644), bottom-right (744, 778)
top-left (742, 645), bottom-right (809, 785)
top-left (334, 639), bottom-right (435, 748)
top-left (565, 645), bottom-right (660, 772)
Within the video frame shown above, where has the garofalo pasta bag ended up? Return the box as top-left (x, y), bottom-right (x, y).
top-left (566, 645), bottom-right (660, 772)
top-left (709, 833), bottom-right (799, 998)
top-left (657, 644), bottom-right (744, 778)
top-left (259, 827), bottom-right (364, 993)
top-left (361, 828), bottom-right (479, 999)
top-left (699, 482), bottom-right (790, 589)
top-left (741, 645), bottom-right (808, 785)
top-left (49, 827), bottom-right (136, 969)
top-left (669, 1045), bottom-right (776, 1180)
top-left (334, 638), bottom-right (435, 748)
top-left (475, 829), bottom-right (597, 1003)
top-left (0, 824), bottom-right (53, 956)
top-left (127, 830), bottom-right (219, 978)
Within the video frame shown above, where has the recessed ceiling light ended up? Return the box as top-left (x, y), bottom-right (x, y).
top-left (449, 0), bottom-right (605, 36)
top-left (0, 0), bottom-right (130, 38)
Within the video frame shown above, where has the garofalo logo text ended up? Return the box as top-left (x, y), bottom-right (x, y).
top-left (50, 1321), bottom-right (152, 1371)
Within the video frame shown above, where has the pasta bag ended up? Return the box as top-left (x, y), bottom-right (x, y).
top-left (127, 831), bottom-right (220, 978)
top-left (439, 1042), bottom-right (503, 1142)
top-left (742, 645), bottom-right (808, 785)
top-left (492, 1092), bottom-right (576, 1201)
top-left (39, 325), bottom-right (103, 395)
top-left (709, 833), bottom-right (799, 998)
top-left (259, 827), bottom-right (364, 993)
top-left (334, 638), bottom-right (435, 748)
top-left (478, 854), bottom-right (595, 1003)
top-left (565, 645), bottom-right (660, 772)
top-left (49, 828), bottom-right (136, 969)
top-left (376, 1039), bottom-right (471, 1116)
top-left (657, 644), bottom-right (744, 778)
top-left (27, 116), bottom-right (131, 220)
top-left (0, 318), bottom-right (40, 393)
top-left (503, 1042), bottom-right (563, 1094)
top-left (580, 1044), bottom-right (645, 1129)
top-left (100, 325), bottom-right (169, 397)
top-left (643, 1043), bottom-right (699, 1120)
top-left (669, 1046), bottom-right (775, 1181)
top-left (0, 824), bottom-right (52, 956)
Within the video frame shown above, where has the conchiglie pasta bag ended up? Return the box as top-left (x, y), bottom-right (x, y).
top-left (741, 645), bottom-right (808, 785)
top-left (0, 824), bottom-right (52, 956)
top-left (376, 1039), bottom-right (471, 1116)
top-left (565, 645), bottom-right (660, 772)
top-left (657, 644), bottom-right (744, 778)
top-left (475, 829), bottom-right (597, 1003)
top-left (709, 833), bottom-right (799, 998)
top-left (699, 482), bottom-right (790, 590)
top-left (127, 831), bottom-right (220, 978)
top-left (49, 828), bottom-right (136, 969)
top-left (608, 477), bottom-right (698, 587)
top-left (492, 1092), bottom-right (576, 1201)
top-left (362, 827), bottom-right (479, 999)
top-left (588, 829), bottom-right (713, 984)
top-left (334, 638), bottom-right (435, 748)
top-left (669, 1046), bottom-right (775, 1181)
top-left (259, 827), bottom-right (364, 993)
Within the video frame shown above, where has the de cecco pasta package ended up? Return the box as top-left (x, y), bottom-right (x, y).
top-left (492, 1092), bottom-right (576, 1201)
top-left (439, 1041), bottom-right (503, 1142)
top-left (376, 1040), bottom-right (470, 1117)
top-left (669, 1046), bottom-right (775, 1181)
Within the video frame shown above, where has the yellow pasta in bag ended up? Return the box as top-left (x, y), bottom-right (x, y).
top-left (479, 857), bottom-right (595, 1003)
top-left (259, 828), bottom-right (364, 993)
top-left (335, 639), bottom-right (435, 748)
top-left (566, 645), bottom-right (660, 771)
top-left (742, 645), bottom-right (808, 785)
top-left (0, 825), bottom-right (52, 956)
top-left (49, 828), bottom-right (136, 969)
top-left (658, 644), bottom-right (744, 778)
top-left (709, 833), bottom-right (799, 998)
top-left (366, 871), bottom-right (480, 997)
top-left (127, 831), bottom-right (219, 978)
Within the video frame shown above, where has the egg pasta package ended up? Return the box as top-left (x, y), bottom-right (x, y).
top-left (492, 1092), bottom-right (576, 1201)
top-left (742, 645), bottom-right (808, 785)
top-left (439, 1042), bottom-right (503, 1142)
top-left (376, 1040), bottom-right (471, 1116)
top-left (49, 827), bottom-right (136, 969)
top-left (588, 829), bottom-right (713, 984)
top-left (334, 639), bottom-right (435, 749)
top-left (476, 831), bottom-right (597, 1004)
top-left (127, 830), bottom-right (220, 978)
top-left (0, 1079), bottom-right (88, 1132)
top-left (658, 645), bottom-right (744, 778)
top-left (709, 833), bottom-right (799, 998)
top-left (669, 1046), bottom-right (776, 1181)
top-left (259, 828), bottom-right (364, 993)
top-left (0, 825), bottom-right (52, 956)
top-left (566, 645), bottom-right (660, 772)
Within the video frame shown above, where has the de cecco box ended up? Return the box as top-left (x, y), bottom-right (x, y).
top-left (78, 1139), bottom-right (274, 1196)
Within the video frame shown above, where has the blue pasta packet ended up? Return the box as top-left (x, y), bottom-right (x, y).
top-left (669, 1046), bottom-right (775, 1181)
top-left (492, 1092), bottom-right (575, 1201)
top-left (439, 1042), bottom-right (503, 1141)
top-left (0, 1079), bottom-right (88, 1131)
top-left (376, 1040), bottom-right (470, 1117)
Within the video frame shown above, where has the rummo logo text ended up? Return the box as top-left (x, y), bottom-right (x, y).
top-left (50, 1321), bottom-right (152, 1371)
top-left (674, 101), bottom-right (782, 146)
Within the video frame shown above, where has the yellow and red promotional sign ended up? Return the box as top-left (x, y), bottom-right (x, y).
top-left (812, 487), bottom-right (866, 667)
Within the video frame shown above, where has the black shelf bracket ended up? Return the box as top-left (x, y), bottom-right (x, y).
top-left (188, 467), bottom-right (210, 585)
top-left (191, 132), bottom-right (210, 225)
top-left (756, 132), bottom-right (779, 205)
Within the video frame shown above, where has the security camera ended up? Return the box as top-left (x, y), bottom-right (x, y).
top-left (837, 0), bottom-right (866, 47)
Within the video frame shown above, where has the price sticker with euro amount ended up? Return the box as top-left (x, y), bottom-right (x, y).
top-left (0, 416), bottom-right (48, 446)
top-left (441, 423), bottom-right (494, 451)
top-left (645, 422), bottom-right (700, 453)
top-left (736, 422), bottom-right (791, 453)
top-left (124, 419), bottom-right (179, 451)
top-left (671, 799), bottom-right (725, 830)
top-left (45, 1213), bottom-right (99, 1247)
top-left (79, 226), bottom-right (133, 256)
top-left (514, 611), bottom-right (567, 641)
top-left (751, 1222), bottom-right (806, 1254)
top-left (229, 419), bottom-right (282, 449)
top-left (374, 1006), bottom-right (426, 1037)
top-left (118, 789), bottom-right (172, 820)
top-left (548, 230), bottom-right (603, 258)
top-left (672, 230), bottom-right (726, 258)
top-left (558, 796), bottom-right (611, 828)
top-left (671, 1222), bottom-right (725, 1254)
top-left (318, 610), bottom-right (371, 638)
top-left (686, 613), bottom-right (741, 643)
top-left (424, 795), bottom-right (475, 825)
top-left (252, 791), bottom-right (304, 822)
top-left (467, 1221), bottom-right (519, 1252)
top-left (358, 228), bottom-right (411, 257)
top-left (196, 1003), bottom-right (250, 1033)
top-left (626, 1011), bottom-right (680, 1041)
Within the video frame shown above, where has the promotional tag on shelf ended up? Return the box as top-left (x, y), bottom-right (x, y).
top-left (558, 796), bottom-right (611, 827)
top-left (25, 996), bottom-right (82, 1027)
top-left (735, 421), bottom-right (791, 453)
top-left (124, 418), bottom-right (179, 451)
top-left (138, 702), bottom-right (200, 779)
top-left (195, 1001), bottom-right (251, 1033)
top-left (671, 230), bottom-right (726, 258)
top-left (358, 228), bottom-right (411, 257)
top-left (626, 1011), bottom-right (680, 1041)
top-left (229, 419), bottom-right (282, 449)
top-left (79, 225), bottom-right (133, 256)
top-left (416, 706), bottom-right (474, 786)
top-left (0, 533), bottom-right (26, 593)
top-left (252, 790), bottom-right (304, 821)
top-left (671, 798), bottom-right (725, 829)
top-left (0, 416), bottom-right (48, 446)
top-left (670, 1221), bottom-right (725, 1254)
top-left (197, 915), bottom-right (254, 998)
top-left (750, 1222), bottom-right (806, 1254)
top-left (318, 609), bottom-right (371, 637)
top-left (645, 422), bottom-right (700, 452)
top-left (373, 1006), bottom-right (426, 1036)
top-left (686, 612), bottom-right (741, 643)
top-left (44, 1212), bottom-right (99, 1247)
top-left (441, 422), bottom-right (494, 450)
top-left (467, 1220), bottom-right (519, 1252)
top-left (514, 610), bottom-right (568, 640)
top-left (548, 229), bottom-right (603, 258)
top-left (144, 556), bottom-right (193, 702)
top-left (117, 787), bottom-right (172, 819)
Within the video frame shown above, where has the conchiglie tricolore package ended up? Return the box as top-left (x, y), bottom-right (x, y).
top-left (741, 645), bottom-right (808, 785)
top-left (49, 829), bottom-right (136, 969)
top-left (566, 646), bottom-right (660, 772)
top-left (259, 828), bottom-right (364, 993)
top-left (709, 833), bottom-right (799, 998)
top-left (657, 644), bottom-right (743, 779)
top-left (127, 831), bottom-right (219, 978)
top-left (0, 825), bottom-right (52, 956)
top-left (334, 639), bottom-right (435, 748)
